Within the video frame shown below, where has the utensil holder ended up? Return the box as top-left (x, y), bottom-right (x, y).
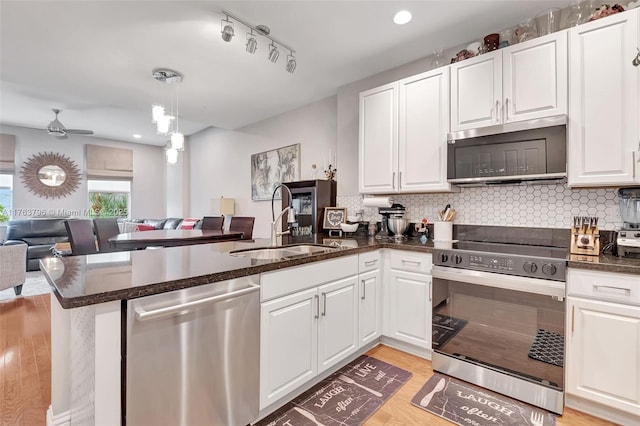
top-left (434, 221), bottom-right (453, 242)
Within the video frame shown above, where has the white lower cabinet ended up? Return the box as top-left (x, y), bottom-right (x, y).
top-left (359, 269), bottom-right (381, 347)
top-left (567, 297), bottom-right (640, 416)
top-left (317, 277), bottom-right (359, 374)
top-left (260, 288), bottom-right (318, 409)
top-left (385, 251), bottom-right (433, 350)
top-left (566, 269), bottom-right (640, 418)
top-left (259, 257), bottom-right (359, 410)
top-left (387, 269), bottom-right (431, 348)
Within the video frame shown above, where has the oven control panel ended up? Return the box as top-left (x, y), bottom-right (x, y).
top-left (433, 249), bottom-right (567, 281)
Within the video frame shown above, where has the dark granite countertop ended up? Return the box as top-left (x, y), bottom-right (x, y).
top-left (40, 236), bottom-right (437, 309)
top-left (40, 233), bottom-right (640, 309)
top-left (568, 253), bottom-right (640, 275)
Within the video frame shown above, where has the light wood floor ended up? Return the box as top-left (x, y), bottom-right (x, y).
top-left (0, 294), bottom-right (618, 426)
top-left (1, 294), bottom-right (51, 426)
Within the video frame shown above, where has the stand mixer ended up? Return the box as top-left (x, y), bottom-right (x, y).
top-left (376, 203), bottom-right (407, 240)
top-left (617, 187), bottom-right (640, 257)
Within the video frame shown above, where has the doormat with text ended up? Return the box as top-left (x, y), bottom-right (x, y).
top-left (432, 314), bottom-right (468, 349)
top-left (256, 355), bottom-right (412, 426)
top-left (411, 373), bottom-right (556, 426)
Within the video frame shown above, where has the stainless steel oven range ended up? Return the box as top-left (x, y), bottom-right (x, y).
top-left (431, 241), bottom-right (567, 414)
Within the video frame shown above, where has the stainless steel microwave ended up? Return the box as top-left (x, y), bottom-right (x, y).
top-left (447, 115), bottom-right (567, 186)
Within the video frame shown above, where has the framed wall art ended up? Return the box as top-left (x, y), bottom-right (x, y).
top-left (250, 143), bottom-right (300, 201)
top-left (322, 207), bottom-right (346, 230)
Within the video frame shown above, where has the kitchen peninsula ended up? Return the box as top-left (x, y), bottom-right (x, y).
top-left (41, 232), bottom-right (640, 425)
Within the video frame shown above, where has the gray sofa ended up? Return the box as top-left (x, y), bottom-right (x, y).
top-left (3, 218), bottom-right (69, 271)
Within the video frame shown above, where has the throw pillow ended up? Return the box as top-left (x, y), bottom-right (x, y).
top-left (179, 218), bottom-right (199, 230)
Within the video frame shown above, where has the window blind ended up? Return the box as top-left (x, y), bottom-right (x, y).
top-left (0, 134), bottom-right (16, 173)
top-left (86, 144), bottom-right (133, 179)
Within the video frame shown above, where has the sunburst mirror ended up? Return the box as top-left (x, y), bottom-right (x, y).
top-left (20, 152), bottom-right (82, 199)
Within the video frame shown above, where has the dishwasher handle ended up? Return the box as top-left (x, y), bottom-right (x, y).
top-left (134, 283), bottom-right (260, 322)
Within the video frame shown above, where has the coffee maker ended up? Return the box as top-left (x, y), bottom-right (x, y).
top-left (376, 203), bottom-right (406, 240)
top-left (617, 187), bottom-right (640, 257)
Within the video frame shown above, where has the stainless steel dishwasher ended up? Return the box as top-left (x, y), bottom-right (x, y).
top-left (126, 275), bottom-right (260, 426)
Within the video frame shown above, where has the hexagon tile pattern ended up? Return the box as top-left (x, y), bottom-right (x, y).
top-left (338, 184), bottom-right (622, 230)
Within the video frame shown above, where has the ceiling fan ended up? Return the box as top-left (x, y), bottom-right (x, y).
top-left (45, 109), bottom-right (94, 139)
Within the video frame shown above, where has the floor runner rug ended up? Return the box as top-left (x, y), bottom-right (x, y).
top-left (432, 313), bottom-right (468, 349)
top-left (256, 355), bottom-right (412, 426)
top-left (411, 373), bottom-right (556, 426)
top-left (527, 329), bottom-right (564, 367)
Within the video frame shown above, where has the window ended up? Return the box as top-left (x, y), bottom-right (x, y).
top-left (0, 174), bottom-right (12, 221)
top-left (87, 180), bottom-right (131, 219)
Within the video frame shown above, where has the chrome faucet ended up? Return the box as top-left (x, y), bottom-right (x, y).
top-left (271, 183), bottom-right (296, 246)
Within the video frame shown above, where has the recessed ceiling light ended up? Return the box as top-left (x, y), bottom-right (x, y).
top-left (133, 134), bottom-right (142, 139)
top-left (393, 10), bottom-right (412, 25)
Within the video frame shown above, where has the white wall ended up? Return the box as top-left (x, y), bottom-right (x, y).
top-left (189, 95), bottom-right (337, 238)
top-left (2, 124), bottom-right (166, 219)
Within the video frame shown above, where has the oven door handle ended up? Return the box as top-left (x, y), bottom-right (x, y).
top-left (431, 266), bottom-right (565, 297)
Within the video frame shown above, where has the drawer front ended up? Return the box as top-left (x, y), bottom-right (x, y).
top-left (261, 255), bottom-right (358, 302)
top-left (567, 269), bottom-right (640, 306)
top-left (389, 250), bottom-right (432, 274)
top-left (359, 250), bottom-right (381, 273)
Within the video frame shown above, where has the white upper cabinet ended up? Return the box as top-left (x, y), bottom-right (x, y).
top-left (359, 82), bottom-right (398, 193)
top-left (451, 31), bottom-right (568, 131)
top-left (451, 51), bottom-right (503, 130)
top-left (359, 68), bottom-right (453, 194)
top-left (503, 32), bottom-right (568, 122)
top-left (398, 69), bottom-right (452, 192)
top-left (568, 10), bottom-right (640, 186)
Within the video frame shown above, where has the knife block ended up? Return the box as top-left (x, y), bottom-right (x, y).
top-left (571, 226), bottom-right (600, 256)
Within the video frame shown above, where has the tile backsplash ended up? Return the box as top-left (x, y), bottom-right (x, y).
top-left (338, 184), bottom-right (623, 230)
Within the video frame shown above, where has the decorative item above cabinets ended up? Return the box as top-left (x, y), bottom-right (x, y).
top-left (450, 31), bottom-right (567, 132)
top-left (568, 9), bottom-right (640, 187)
top-left (359, 67), bottom-right (455, 194)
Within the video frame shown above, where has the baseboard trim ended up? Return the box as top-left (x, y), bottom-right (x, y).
top-left (565, 394), bottom-right (639, 425)
top-left (47, 405), bottom-right (71, 426)
top-left (379, 336), bottom-right (431, 360)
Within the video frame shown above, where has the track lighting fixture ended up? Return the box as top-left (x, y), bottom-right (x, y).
top-left (268, 43), bottom-right (279, 63)
top-left (246, 30), bottom-right (257, 54)
top-left (221, 16), bottom-right (234, 42)
top-left (286, 52), bottom-right (296, 73)
top-left (219, 10), bottom-right (296, 73)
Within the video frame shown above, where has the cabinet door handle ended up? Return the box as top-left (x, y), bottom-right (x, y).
top-left (593, 284), bottom-right (631, 296)
top-left (634, 151), bottom-right (637, 179)
top-left (321, 292), bottom-right (327, 316)
top-left (428, 280), bottom-right (432, 302)
top-left (505, 98), bottom-right (509, 121)
top-left (392, 172), bottom-right (396, 189)
top-left (361, 279), bottom-right (366, 300)
top-left (398, 171), bottom-right (402, 188)
top-left (314, 294), bottom-right (319, 319)
top-left (495, 100), bottom-right (500, 123)
top-left (401, 259), bottom-right (421, 266)
top-left (571, 305), bottom-right (575, 333)
top-left (364, 259), bottom-right (378, 266)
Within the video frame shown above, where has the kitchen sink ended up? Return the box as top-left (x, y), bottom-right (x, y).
top-left (229, 244), bottom-right (340, 260)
